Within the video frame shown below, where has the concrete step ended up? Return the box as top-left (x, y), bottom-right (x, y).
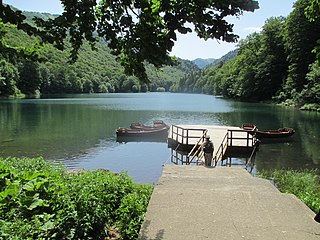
top-left (159, 165), bottom-right (279, 194)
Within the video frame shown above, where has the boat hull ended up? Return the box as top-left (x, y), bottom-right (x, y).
top-left (130, 120), bottom-right (167, 130)
top-left (255, 128), bottom-right (295, 139)
top-left (116, 125), bottom-right (170, 142)
top-left (241, 124), bottom-right (295, 139)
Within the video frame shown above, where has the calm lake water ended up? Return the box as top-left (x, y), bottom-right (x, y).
top-left (0, 93), bottom-right (319, 183)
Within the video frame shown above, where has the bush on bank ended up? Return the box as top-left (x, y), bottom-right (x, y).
top-left (259, 169), bottom-right (320, 213)
top-left (0, 157), bottom-right (153, 239)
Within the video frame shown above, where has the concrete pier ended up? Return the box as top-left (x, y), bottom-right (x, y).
top-left (139, 165), bottom-right (320, 240)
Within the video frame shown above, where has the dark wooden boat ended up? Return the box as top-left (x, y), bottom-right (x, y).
top-left (241, 124), bottom-right (295, 139)
top-left (241, 123), bottom-right (258, 131)
top-left (116, 121), bottom-right (170, 142)
top-left (130, 120), bottom-right (167, 130)
top-left (116, 126), bottom-right (169, 138)
top-left (255, 128), bottom-right (295, 139)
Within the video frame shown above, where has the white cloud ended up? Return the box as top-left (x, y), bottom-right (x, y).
top-left (243, 27), bottom-right (262, 34)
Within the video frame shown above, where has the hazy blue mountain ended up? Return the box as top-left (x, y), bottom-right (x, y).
top-left (192, 49), bottom-right (238, 69)
top-left (210, 49), bottom-right (238, 67)
top-left (192, 58), bottom-right (216, 68)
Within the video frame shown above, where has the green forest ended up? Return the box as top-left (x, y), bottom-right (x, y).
top-left (0, 10), bottom-right (198, 97)
top-left (1, 0), bottom-right (320, 111)
top-left (175, 0), bottom-right (320, 111)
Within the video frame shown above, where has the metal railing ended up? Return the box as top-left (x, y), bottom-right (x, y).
top-left (245, 142), bottom-right (259, 172)
top-left (213, 132), bottom-right (229, 164)
top-left (170, 126), bottom-right (258, 167)
top-left (187, 129), bottom-right (208, 164)
top-left (170, 125), bottom-right (207, 146)
top-left (214, 129), bottom-right (258, 165)
top-left (227, 129), bottom-right (257, 147)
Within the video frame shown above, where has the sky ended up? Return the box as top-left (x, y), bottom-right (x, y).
top-left (4, 0), bottom-right (297, 60)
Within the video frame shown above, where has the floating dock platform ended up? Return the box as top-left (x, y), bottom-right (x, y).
top-left (168, 125), bottom-right (258, 165)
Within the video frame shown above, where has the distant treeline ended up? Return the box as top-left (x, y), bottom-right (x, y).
top-left (175, 0), bottom-right (320, 110)
top-left (0, 10), bottom-right (198, 97)
top-left (1, 1), bottom-right (319, 111)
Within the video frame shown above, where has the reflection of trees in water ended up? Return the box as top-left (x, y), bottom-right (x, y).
top-left (215, 103), bottom-right (320, 170)
top-left (1, 96), bottom-right (319, 170)
top-left (297, 111), bottom-right (320, 165)
top-left (0, 101), bottom-right (154, 159)
top-left (214, 103), bottom-right (287, 129)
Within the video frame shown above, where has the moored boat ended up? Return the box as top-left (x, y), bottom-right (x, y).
top-left (241, 123), bottom-right (258, 131)
top-left (116, 121), bottom-right (170, 142)
top-left (116, 125), bottom-right (169, 138)
top-left (254, 128), bottom-right (295, 139)
top-left (130, 120), bottom-right (167, 130)
top-left (241, 123), bottom-right (295, 139)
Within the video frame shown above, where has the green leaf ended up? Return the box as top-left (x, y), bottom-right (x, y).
top-left (0, 172), bottom-right (10, 179)
top-left (0, 181), bottom-right (21, 200)
top-left (27, 194), bottom-right (48, 210)
top-left (22, 181), bottom-right (35, 191)
top-left (41, 220), bottom-right (55, 231)
top-left (151, 0), bottom-right (161, 13)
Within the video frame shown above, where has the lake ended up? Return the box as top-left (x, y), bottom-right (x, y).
top-left (0, 93), bottom-right (319, 183)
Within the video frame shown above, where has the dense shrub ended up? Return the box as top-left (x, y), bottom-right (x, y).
top-left (0, 157), bottom-right (153, 239)
top-left (259, 169), bottom-right (320, 213)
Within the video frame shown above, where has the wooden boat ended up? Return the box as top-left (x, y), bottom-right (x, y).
top-left (254, 128), bottom-right (295, 139)
top-left (241, 124), bottom-right (295, 139)
top-left (241, 123), bottom-right (258, 131)
top-left (116, 121), bottom-right (170, 142)
top-left (130, 120), bottom-right (167, 130)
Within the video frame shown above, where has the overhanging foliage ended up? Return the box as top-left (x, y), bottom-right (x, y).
top-left (0, 0), bottom-right (259, 82)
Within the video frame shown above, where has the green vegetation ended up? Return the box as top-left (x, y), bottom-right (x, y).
top-left (1, 1), bottom-right (259, 81)
top-left (0, 157), bottom-right (153, 239)
top-left (176, 0), bottom-right (320, 110)
top-left (1, 0), bottom-right (319, 107)
top-left (0, 15), bottom-right (198, 97)
top-left (259, 169), bottom-right (320, 213)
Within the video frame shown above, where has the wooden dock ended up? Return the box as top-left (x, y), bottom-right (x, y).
top-left (168, 125), bottom-right (258, 165)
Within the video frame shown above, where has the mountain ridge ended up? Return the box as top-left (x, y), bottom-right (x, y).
top-left (192, 58), bottom-right (216, 68)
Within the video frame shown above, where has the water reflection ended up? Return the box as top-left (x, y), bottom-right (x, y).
top-left (0, 93), bottom-right (319, 183)
top-left (169, 148), bottom-right (257, 174)
top-left (214, 102), bottom-right (320, 171)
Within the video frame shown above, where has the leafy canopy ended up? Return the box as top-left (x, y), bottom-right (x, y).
top-left (0, 0), bottom-right (259, 82)
top-left (305, 0), bottom-right (320, 62)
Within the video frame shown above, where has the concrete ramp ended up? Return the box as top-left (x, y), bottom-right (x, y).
top-left (139, 165), bottom-right (320, 240)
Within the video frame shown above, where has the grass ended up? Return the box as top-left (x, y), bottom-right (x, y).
top-left (0, 157), bottom-right (153, 239)
top-left (259, 169), bottom-right (320, 213)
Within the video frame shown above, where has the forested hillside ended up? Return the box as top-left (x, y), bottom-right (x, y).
top-left (176, 0), bottom-right (320, 110)
top-left (0, 10), bottom-right (198, 97)
top-left (192, 58), bottom-right (216, 69)
top-left (174, 49), bottom-right (238, 93)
